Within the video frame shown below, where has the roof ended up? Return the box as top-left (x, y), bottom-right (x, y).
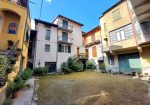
top-left (99, 0), bottom-right (125, 19)
top-left (35, 19), bottom-right (58, 27)
top-left (53, 15), bottom-right (84, 26)
top-left (83, 26), bottom-right (101, 37)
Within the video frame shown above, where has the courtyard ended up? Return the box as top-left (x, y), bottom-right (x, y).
top-left (36, 71), bottom-right (150, 105)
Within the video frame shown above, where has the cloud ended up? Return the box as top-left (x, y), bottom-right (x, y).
top-left (46, 0), bottom-right (52, 3)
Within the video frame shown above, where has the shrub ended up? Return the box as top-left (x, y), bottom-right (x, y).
top-left (21, 68), bottom-right (33, 80)
top-left (2, 98), bottom-right (12, 105)
top-left (99, 63), bottom-right (106, 73)
top-left (13, 75), bottom-right (25, 92)
top-left (33, 67), bottom-right (48, 76)
top-left (0, 57), bottom-right (8, 86)
top-left (86, 60), bottom-right (96, 70)
top-left (60, 62), bottom-right (71, 74)
top-left (67, 57), bottom-right (75, 70)
top-left (72, 63), bottom-right (83, 72)
top-left (6, 82), bottom-right (13, 98)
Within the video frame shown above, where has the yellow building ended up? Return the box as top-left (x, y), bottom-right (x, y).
top-left (100, 0), bottom-right (150, 76)
top-left (83, 26), bottom-right (104, 69)
top-left (0, 0), bottom-right (30, 82)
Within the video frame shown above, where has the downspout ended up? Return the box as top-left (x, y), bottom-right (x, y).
top-left (126, 0), bottom-right (138, 46)
top-left (56, 27), bottom-right (59, 71)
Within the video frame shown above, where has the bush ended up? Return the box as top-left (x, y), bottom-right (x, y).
top-left (60, 62), bottom-right (71, 74)
top-left (99, 63), bottom-right (106, 72)
top-left (6, 82), bottom-right (13, 98)
top-left (21, 68), bottom-right (33, 80)
top-left (2, 98), bottom-right (12, 105)
top-left (86, 60), bottom-right (96, 70)
top-left (72, 63), bottom-right (83, 72)
top-left (67, 57), bottom-right (75, 70)
top-left (33, 67), bottom-right (48, 76)
top-left (13, 75), bottom-right (25, 92)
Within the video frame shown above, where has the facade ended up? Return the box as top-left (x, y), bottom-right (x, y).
top-left (33, 15), bottom-right (83, 72)
top-left (127, 0), bottom-right (150, 76)
top-left (100, 0), bottom-right (150, 76)
top-left (100, 0), bottom-right (141, 74)
top-left (0, 0), bottom-right (30, 102)
top-left (83, 26), bottom-right (104, 69)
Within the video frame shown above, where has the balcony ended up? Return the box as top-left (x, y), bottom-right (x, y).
top-left (85, 40), bottom-right (101, 47)
top-left (58, 22), bottom-right (73, 33)
top-left (6, 0), bottom-right (29, 8)
top-left (136, 32), bottom-right (150, 45)
top-left (58, 36), bottom-right (73, 45)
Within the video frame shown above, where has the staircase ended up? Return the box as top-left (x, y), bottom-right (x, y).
top-left (73, 53), bottom-right (88, 63)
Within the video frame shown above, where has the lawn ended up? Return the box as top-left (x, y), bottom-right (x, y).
top-left (37, 71), bottom-right (150, 105)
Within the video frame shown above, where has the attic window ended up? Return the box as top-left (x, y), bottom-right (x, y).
top-left (8, 23), bottom-right (18, 34)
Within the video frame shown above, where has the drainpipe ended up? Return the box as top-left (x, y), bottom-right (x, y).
top-left (56, 28), bottom-right (59, 72)
top-left (126, 0), bottom-right (138, 46)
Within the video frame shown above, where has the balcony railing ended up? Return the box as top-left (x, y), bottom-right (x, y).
top-left (7, 0), bottom-right (29, 8)
top-left (58, 36), bottom-right (73, 44)
top-left (58, 22), bottom-right (73, 33)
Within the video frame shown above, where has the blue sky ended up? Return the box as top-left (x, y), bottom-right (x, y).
top-left (30, 0), bottom-right (119, 32)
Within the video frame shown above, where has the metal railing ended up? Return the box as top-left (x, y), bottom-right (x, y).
top-left (58, 22), bottom-right (73, 31)
top-left (7, 0), bottom-right (29, 8)
top-left (58, 36), bottom-right (73, 44)
top-left (7, 40), bottom-right (19, 57)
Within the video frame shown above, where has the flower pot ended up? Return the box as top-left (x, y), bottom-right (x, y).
top-left (12, 91), bottom-right (21, 99)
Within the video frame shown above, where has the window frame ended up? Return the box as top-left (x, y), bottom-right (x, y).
top-left (112, 9), bottom-right (121, 22)
top-left (8, 23), bottom-right (18, 34)
top-left (45, 29), bottom-right (51, 41)
top-left (45, 44), bottom-right (50, 52)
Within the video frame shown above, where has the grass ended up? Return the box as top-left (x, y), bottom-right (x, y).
top-left (37, 71), bottom-right (150, 105)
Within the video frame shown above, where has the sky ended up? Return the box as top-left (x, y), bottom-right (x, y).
top-left (30, 0), bottom-right (119, 32)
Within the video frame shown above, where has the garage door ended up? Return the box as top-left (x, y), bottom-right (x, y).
top-left (118, 53), bottom-right (142, 74)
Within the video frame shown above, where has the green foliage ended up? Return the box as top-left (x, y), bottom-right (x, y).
top-left (0, 57), bottom-right (8, 86)
top-left (33, 67), bottom-right (49, 76)
top-left (2, 98), bottom-right (12, 105)
top-left (60, 62), bottom-right (71, 74)
top-left (21, 68), bottom-right (33, 80)
top-left (67, 57), bottom-right (75, 70)
top-left (86, 60), bottom-right (96, 70)
top-left (72, 63), bottom-right (83, 72)
top-left (13, 75), bottom-right (25, 92)
top-left (99, 63), bottom-right (106, 70)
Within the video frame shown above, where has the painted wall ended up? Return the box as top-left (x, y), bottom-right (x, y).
top-left (34, 23), bottom-right (57, 68)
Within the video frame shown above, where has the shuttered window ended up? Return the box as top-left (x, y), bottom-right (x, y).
top-left (112, 9), bottom-right (121, 21)
top-left (92, 46), bottom-right (97, 57)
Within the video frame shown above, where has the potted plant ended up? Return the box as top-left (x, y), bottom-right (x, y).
top-left (7, 40), bottom-right (14, 50)
top-left (6, 65), bottom-right (14, 74)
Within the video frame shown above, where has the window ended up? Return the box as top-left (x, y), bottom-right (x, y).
top-left (92, 46), bottom-right (97, 57)
top-left (45, 44), bottom-right (50, 52)
top-left (109, 24), bottom-right (133, 43)
top-left (58, 44), bottom-right (64, 52)
top-left (63, 20), bottom-right (68, 29)
top-left (108, 55), bottom-right (115, 65)
top-left (58, 44), bottom-right (71, 53)
top-left (45, 29), bottom-right (51, 40)
top-left (104, 23), bottom-right (107, 31)
top-left (62, 32), bottom-right (68, 42)
top-left (112, 9), bottom-right (121, 21)
top-left (8, 23), bottom-right (18, 34)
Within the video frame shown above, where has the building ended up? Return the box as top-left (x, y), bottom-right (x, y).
top-left (100, 0), bottom-right (142, 74)
top-left (83, 26), bottom-right (104, 69)
top-left (0, 0), bottom-right (30, 103)
top-left (127, 0), bottom-right (150, 76)
top-left (33, 15), bottom-right (84, 72)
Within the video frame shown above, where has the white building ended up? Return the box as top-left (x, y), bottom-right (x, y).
top-left (33, 15), bottom-right (84, 72)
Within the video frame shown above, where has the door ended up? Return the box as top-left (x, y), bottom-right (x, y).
top-left (118, 53), bottom-right (142, 74)
top-left (85, 49), bottom-right (89, 58)
top-left (77, 48), bottom-right (80, 57)
top-left (45, 62), bottom-right (56, 73)
top-left (63, 20), bottom-right (68, 29)
top-left (62, 32), bottom-right (68, 42)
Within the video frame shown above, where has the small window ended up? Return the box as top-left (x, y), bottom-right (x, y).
top-left (45, 29), bottom-right (51, 40)
top-left (68, 46), bottom-right (71, 53)
top-left (8, 23), bottom-right (18, 34)
top-left (58, 44), bottom-right (64, 52)
top-left (62, 20), bottom-right (68, 29)
top-left (104, 23), bottom-right (107, 31)
top-left (112, 9), bottom-right (121, 21)
top-left (45, 44), bottom-right (50, 52)
top-left (108, 55), bottom-right (115, 65)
